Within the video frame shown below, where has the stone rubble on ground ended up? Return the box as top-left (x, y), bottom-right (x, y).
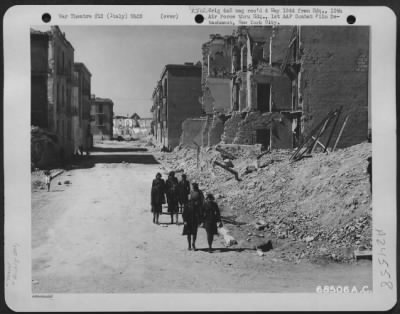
top-left (155, 141), bottom-right (372, 263)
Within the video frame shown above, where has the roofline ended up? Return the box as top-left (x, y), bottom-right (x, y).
top-left (160, 63), bottom-right (201, 79)
top-left (92, 97), bottom-right (114, 104)
top-left (30, 28), bottom-right (50, 38)
top-left (74, 62), bottom-right (92, 77)
top-left (50, 26), bottom-right (75, 51)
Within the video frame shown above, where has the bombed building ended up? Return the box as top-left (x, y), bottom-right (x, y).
top-left (179, 26), bottom-right (369, 151)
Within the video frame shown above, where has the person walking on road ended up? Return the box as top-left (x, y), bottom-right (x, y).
top-left (182, 182), bottom-right (204, 250)
top-left (178, 173), bottom-right (190, 214)
top-left (202, 193), bottom-right (223, 253)
top-left (44, 171), bottom-right (52, 192)
top-left (166, 171), bottom-right (179, 224)
top-left (151, 172), bottom-right (166, 224)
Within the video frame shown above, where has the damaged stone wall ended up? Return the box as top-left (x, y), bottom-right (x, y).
top-left (299, 26), bottom-right (369, 148)
top-left (181, 118), bottom-right (208, 148)
top-left (221, 112), bottom-right (244, 144)
top-left (270, 26), bottom-right (295, 65)
top-left (208, 114), bottom-right (225, 146)
top-left (201, 34), bottom-right (235, 114)
top-left (232, 111), bottom-right (292, 148)
top-left (204, 78), bottom-right (232, 114)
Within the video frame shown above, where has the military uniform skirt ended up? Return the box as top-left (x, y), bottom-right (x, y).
top-left (182, 221), bottom-right (199, 235)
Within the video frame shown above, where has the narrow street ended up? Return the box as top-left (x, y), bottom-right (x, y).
top-left (32, 141), bottom-right (372, 293)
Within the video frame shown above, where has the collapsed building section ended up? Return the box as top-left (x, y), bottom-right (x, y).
top-left (178, 26), bottom-right (369, 151)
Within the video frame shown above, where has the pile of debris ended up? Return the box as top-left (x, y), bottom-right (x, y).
top-left (156, 141), bottom-right (372, 263)
top-left (31, 169), bottom-right (64, 191)
top-left (31, 126), bottom-right (60, 169)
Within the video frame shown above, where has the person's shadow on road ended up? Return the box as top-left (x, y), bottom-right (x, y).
top-left (195, 248), bottom-right (252, 253)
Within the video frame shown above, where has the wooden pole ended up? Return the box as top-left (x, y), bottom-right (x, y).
top-left (290, 110), bottom-right (335, 161)
top-left (333, 115), bottom-right (350, 151)
top-left (323, 107), bottom-right (342, 153)
top-left (310, 118), bottom-right (331, 153)
top-left (311, 136), bottom-right (327, 151)
top-left (193, 141), bottom-right (200, 169)
top-left (213, 160), bottom-right (241, 181)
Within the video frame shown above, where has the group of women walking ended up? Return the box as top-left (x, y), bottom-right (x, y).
top-left (151, 171), bottom-right (223, 253)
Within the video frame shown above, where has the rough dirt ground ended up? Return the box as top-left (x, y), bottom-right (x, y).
top-left (31, 140), bottom-right (372, 293)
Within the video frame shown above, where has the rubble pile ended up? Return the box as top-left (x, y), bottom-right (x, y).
top-left (31, 126), bottom-right (60, 169)
top-left (156, 142), bottom-right (372, 263)
top-left (31, 169), bottom-right (64, 191)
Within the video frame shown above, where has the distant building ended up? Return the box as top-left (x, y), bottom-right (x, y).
top-left (113, 114), bottom-right (152, 137)
top-left (72, 62), bottom-right (92, 152)
top-left (113, 115), bottom-right (137, 137)
top-left (151, 63), bottom-right (203, 150)
top-left (90, 96), bottom-right (114, 141)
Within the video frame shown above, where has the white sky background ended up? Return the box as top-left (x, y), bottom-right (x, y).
top-left (32, 25), bottom-right (235, 118)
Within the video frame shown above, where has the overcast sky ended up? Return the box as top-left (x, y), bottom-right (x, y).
top-left (33, 25), bottom-right (235, 118)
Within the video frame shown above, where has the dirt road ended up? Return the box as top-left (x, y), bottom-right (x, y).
top-left (32, 141), bottom-right (372, 293)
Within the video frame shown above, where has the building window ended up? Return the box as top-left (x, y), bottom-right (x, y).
top-left (163, 78), bottom-right (168, 97)
top-left (98, 115), bottom-right (104, 126)
top-left (98, 103), bottom-right (103, 113)
top-left (257, 83), bottom-right (271, 113)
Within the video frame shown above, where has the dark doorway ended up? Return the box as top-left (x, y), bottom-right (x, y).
top-left (233, 84), bottom-right (240, 111)
top-left (257, 83), bottom-right (270, 113)
top-left (256, 128), bottom-right (271, 151)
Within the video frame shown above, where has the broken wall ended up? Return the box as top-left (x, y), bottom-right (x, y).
top-left (201, 35), bottom-right (235, 115)
top-left (208, 115), bottom-right (225, 146)
top-left (300, 26), bottom-right (369, 148)
top-left (221, 112), bottom-right (244, 144)
top-left (204, 78), bottom-right (232, 114)
top-left (232, 111), bottom-right (292, 148)
top-left (270, 26), bottom-right (295, 64)
top-left (181, 118), bottom-right (208, 148)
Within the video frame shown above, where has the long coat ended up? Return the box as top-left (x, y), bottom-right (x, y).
top-left (182, 189), bottom-right (204, 235)
top-left (182, 203), bottom-right (201, 235)
top-left (151, 178), bottom-right (165, 213)
top-left (202, 200), bottom-right (221, 235)
top-left (165, 176), bottom-right (179, 213)
top-left (178, 179), bottom-right (190, 205)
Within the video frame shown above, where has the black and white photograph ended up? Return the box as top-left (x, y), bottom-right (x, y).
top-left (30, 24), bottom-right (372, 293)
top-left (3, 4), bottom-right (397, 312)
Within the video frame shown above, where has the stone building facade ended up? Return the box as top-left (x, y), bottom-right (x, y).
top-left (151, 63), bottom-right (203, 150)
top-left (47, 26), bottom-right (75, 158)
top-left (72, 62), bottom-right (92, 153)
top-left (31, 26), bottom-right (80, 163)
top-left (90, 97), bottom-right (114, 141)
top-left (31, 30), bottom-right (50, 129)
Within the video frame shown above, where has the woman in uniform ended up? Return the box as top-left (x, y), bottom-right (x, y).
top-left (202, 193), bottom-right (223, 253)
top-left (151, 172), bottom-right (165, 224)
